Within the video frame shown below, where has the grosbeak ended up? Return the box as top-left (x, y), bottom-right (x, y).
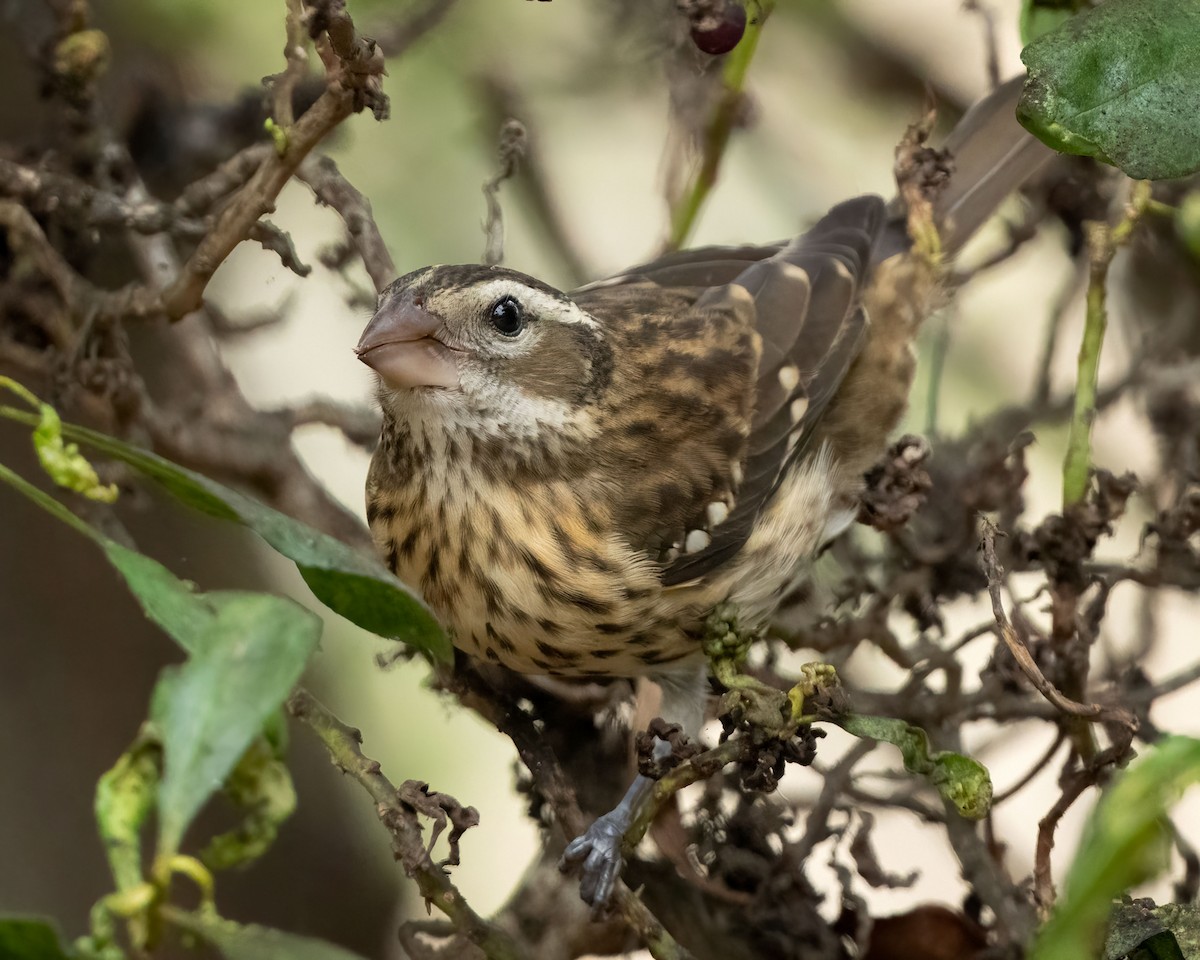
top-left (358, 77), bottom-right (1051, 907)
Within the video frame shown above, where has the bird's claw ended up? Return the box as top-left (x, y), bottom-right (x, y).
top-left (559, 812), bottom-right (628, 911)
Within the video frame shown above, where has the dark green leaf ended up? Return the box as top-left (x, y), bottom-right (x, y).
top-left (1107, 901), bottom-right (1200, 960)
top-left (1150, 903), bottom-right (1200, 959)
top-left (0, 403), bottom-right (447, 660)
top-left (164, 909), bottom-right (370, 960)
top-left (1127, 930), bottom-right (1185, 960)
top-left (0, 919), bottom-right (75, 960)
top-left (102, 547), bottom-right (222, 655)
top-left (1018, 0), bottom-right (1200, 180)
top-left (153, 593), bottom-right (321, 857)
top-left (1032, 736), bottom-right (1200, 960)
top-left (0, 452), bottom-right (316, 864)
top-left (836, 714), bottom-right (993, 819)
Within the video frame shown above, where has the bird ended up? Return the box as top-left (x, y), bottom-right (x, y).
top-left (357, 76), bottom-right (1052, 909)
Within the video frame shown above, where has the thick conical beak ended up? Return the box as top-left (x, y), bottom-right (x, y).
top-left (356, 301), bottom-right (461, 390)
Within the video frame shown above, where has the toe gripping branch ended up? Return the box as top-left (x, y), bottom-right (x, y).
top-left (560, 602), bottom-right (839, 912)
top-left (558, 735), bottom-right (677, 912)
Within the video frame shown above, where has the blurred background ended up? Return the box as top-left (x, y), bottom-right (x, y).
top-left (1, 0), bottom-right (1196, 957)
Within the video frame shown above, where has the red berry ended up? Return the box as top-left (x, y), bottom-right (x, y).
top-left (690, 1), bottom-right (747, 56)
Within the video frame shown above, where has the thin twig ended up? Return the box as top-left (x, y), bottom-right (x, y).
top-left (991, 732), bottom-right (1066, 806)
top-left (449, 669), bottom-right (696, 960)
top-left (0, 157), bottom-right (204, 237)
top-left (475, 74), bottom-right (591, 287)
top-left (368, 0), bottom-right (463, 58)
top-left (626, 737), bottom-right (754, 848)
top-left (665, 1), bottom-right (776, 251)
top-left (136, 396), bottom-right (373, 550)
top-left (287, 688), bottom-right (527, 960)
top-left (272, 0), bottom-right (309, 129)
top-left (1062, 181), bottom-right (1151, 506)
top-left (841, 785), bottom-right (944, 823)
top-left (296, 154), bottom-right (396, 292)
top-left (160, 1), bottom-right (388, 319)
top-left (0, 200), bottom-right (159, 321)
top-left (791, 740), bottom-right (876, 862)
top-left (962, 0), bottom-right (1001, 90)
top-left (1121, 659), bottom-right (1200, 707)
top-left (948, 210), bottom-right (1045, 287)
top-left (481, 120), bottom-right (527, 266)
top-left (979, 520), bottom-right (1137, 730)
top-left (277, 397), bottom-right (381, 450)
top-left (175, 145), bottom-right (275, 218)
top-left (1033, 761), bottom-right (1092, 912)
top-left (248, 220), bottom-right (311, 277)
top-left (1170, 818), bottom-right (1200, 903)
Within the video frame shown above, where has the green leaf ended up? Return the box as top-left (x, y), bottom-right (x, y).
top-left (0, 401), bottom-right (448, 661)
top-left (0, 460), bottom-right (216, 656)
top-left (1018, 0), bottom-right (1200, 180)
top-left (1134, 903), bottom-right (1200, 960)
top-left (95, 739), bottom-right (161, 894)
top-left (0, 459), bottom-right (317, 864)
top-left (0, 919), bottom-right (75, 960)
top-left (836, 714), bottom-right (993, 819)
top-left (1032, 736), bottom-right (1200, 960)
top-left (152, 593), bottom-right (321, 858)
top-left (164, 909), bottom-right (371, 960)
top-left (1126, 930), bottom-right (1185, 960)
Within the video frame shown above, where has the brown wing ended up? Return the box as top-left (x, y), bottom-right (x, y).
top-left (575, 195), bottom-right (887, 585)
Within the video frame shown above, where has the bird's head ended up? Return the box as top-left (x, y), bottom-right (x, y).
top-left (357, 264), bottom-right (613, 441)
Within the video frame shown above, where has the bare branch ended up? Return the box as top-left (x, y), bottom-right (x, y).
top-left (287, 689), bottom-right (527, 960)
top-left (175, 145), bottom-right (275, 218)
top-left (272, 0), bottom-right (310, 129)
top-left (296, 154), bottom-right (395, 292)
top-left (481, 119), bottom-right (527, 266)
top-left (448, 668), bottom-right (697, 960)
top-left (160, 0), bottom-right (388, 319)
top-left (979, 520), bottom-right (1137, 730)
top-left (476, 74), bottom-right (592, 286)
top-left (276, 396), bottom-right (381, 451)
top-left (248, 220), bottom-right (311, 277)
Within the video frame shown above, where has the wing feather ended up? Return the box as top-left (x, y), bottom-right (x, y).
top-left (662, 196), bottom-right (886, 584)
top-left (572, 195), bottom-right (887, 586)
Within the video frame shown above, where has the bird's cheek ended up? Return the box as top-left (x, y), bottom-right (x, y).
top-left (359, 338), bottom-right (462, 391)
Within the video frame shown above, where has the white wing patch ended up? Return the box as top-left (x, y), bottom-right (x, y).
top-left (684, 528), bottom-right (712, 554)
top-left (706, 501), bottom-right (729, 527)
top-left (777, 364), bottom-right (800, 392)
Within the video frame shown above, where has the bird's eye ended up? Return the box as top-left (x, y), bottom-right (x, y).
top-left (489, 296), bottom-right (525, 337)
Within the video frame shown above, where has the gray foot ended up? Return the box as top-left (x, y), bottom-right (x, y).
top-left (559, 810), bottom-right (629, 909)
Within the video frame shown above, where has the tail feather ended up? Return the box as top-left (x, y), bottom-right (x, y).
top-left (936, 76), bottom-right (1056, 255)
top-left (876, 76), bottom-right (1056, 261)
top-left (815, 77), bottom-right (1054, 484)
